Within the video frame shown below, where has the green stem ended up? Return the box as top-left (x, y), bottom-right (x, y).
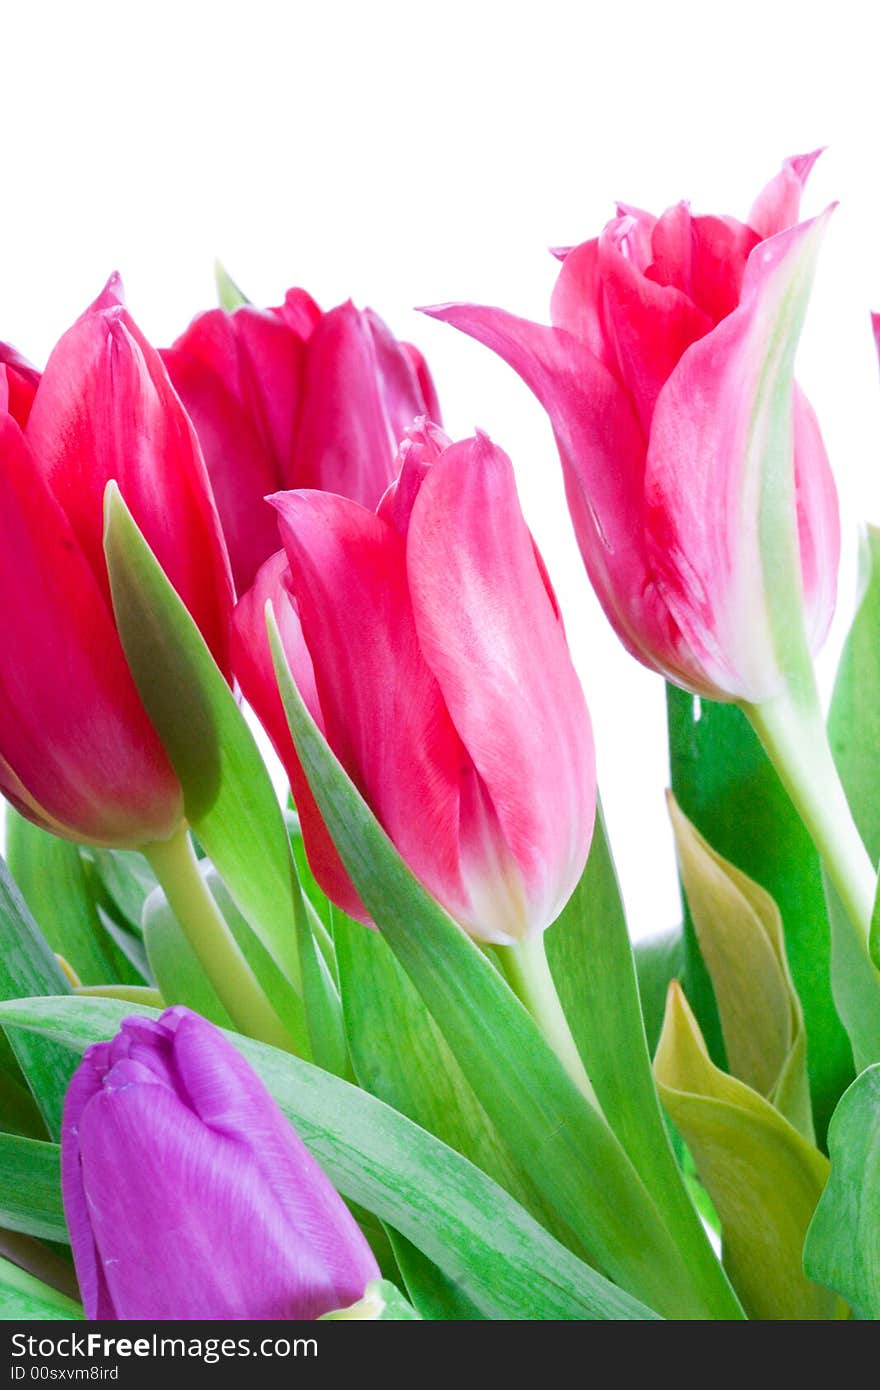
top-left (742, 684), bottom-right (875, 941)
top-left (143, 826), bottom-right (292, 1051)
top-left (496, 934), bottom-right (599, 1107)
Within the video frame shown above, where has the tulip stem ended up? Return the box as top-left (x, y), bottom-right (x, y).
top-left (496, 935), bottom-right (599, 1106)
top-left (742, 681), bottom-right (880, 1058)
top-left (743, 685), bottom-right (875, 938)
top-left (143, 826), bottom-right (293, 1052)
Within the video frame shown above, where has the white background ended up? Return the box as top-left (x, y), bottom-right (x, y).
top-left (3, 0), bottom-right (880, 940)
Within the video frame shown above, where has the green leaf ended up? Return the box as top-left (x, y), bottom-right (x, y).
top-left (6, 811), bottom-right (127, 985)
top-left (268, 611), bottom-right (733, 1320)
top-left (634, 926), bottom-right (684, 1056)
top-left (89, 848), bottom-right (158, 930)
top-left (668, 796), bottom-right (813, 1138)
top-left (804, 1063), bottom-right (880, 1319)
top-left (384, 1229), bottom-right (485, 1320)
top-left (214, 259), bottom-right (251, 309)
top-left (0, 856), bottom-right (73, 1138)
top-left (0, 1256), bottom-right (82, 1320)
top-left (545, 806), bottom-right (742, 1317)
top-left (295, 897), bottom-right (348, 1078)
top-left (334, 911), bottom-right (544, 1216)
top-left (667, 685), bottom-right (852, 1145)
top-left (0, 996), bottom-right (657, 1322)
top-left (0, 1134), bottom-right (66, 1243)
top-left (828, 526), bottom-right (880, 1064)
top-left (102, 484), bottom-right (307, 1050)
top-left (655, 982), bottom-right (843, 1320)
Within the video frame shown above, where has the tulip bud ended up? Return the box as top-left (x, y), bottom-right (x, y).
top-left (425, 153), bottom-right (839, 704)
top-left (164, 291), bottom-right (440, 594)
top-left (0, 276), bottom-right (233, 846)
top-left (61, 1007), bottom-right (379, 1320)
top-left (234, 424), bottom-right (596, 944)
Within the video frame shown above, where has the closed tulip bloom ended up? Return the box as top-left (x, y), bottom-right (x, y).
top-left (234, 423), bottom-right (596, 944)
top-left (164, 290), bottom-right (440, 593)
top-left (0, 276), bottom-right (233, 845)
top-left (62, 1007), bottom-right (379, 1320)
top-left (425, 153), bottom-right (839, 703)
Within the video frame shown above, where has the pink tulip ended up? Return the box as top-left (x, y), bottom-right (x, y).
top-left (164, 290), bottom-right (440, 594)
top-left (425, 153), bottom-right (839, 703)
top-left (0, 276), bottom-right (233, 846)
top-left (233, 423), bottom-right (595, 944)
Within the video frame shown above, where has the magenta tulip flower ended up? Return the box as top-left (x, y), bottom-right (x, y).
top-left (425, 153), bottom-right (840, 703)
top-left (233, 423), bottom-right (596, 943)
top-left (62, 1007), bottom-right (379, 1320)
top-left (0, 276), bottom-right (233, 846)
top-left (163, 290), bottom-right (440, 593)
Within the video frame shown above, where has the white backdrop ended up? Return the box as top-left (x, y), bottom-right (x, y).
top-left (2, 0), bottom-right (879, 940)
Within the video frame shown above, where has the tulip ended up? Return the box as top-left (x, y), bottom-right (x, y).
top-left (0, 275), bottom-right (233, 846)
top-left (427, 157), bottom-right (880, 1066)
top-left (424, 152), bottom-right (838, 705)
top-left (164, 290), bottom-right (440, 593)
top-left (233, 422), bottom-right (596, 945)
top-left (61, 1007), bottom-right (379, 1320)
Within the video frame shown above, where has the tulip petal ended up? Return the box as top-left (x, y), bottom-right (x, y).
top-left (598, 215), bottom-right (713, 428)
top-left (0, 417), bottom-right (180, 845)
top-left (644, 212), bottom-right (833, 701)
top-left (162, 331), bottom-right (281, 595)
top-left (272, 490), bottom-right (467, 921)
top-left (401, 341), bottom-right (442, 425)
top-left (291, 304), bottom-right (427, 507)
top-left (60, 1045), bottom-right (115, 1320)
top-left (688, 215), bottom-right (760, 323)
top-left (232, 552), bottom-right (368, 921)
top-left (25, 283), bottom-right (234, 674)
top-left (748, 149), bottom-right (823, 240)
top-left (422, 302), bottom-right (702, 687)
top-left (548, 238), bottom-right (616, 370)
top-left (0, 342), bottom-right (40, 426)
top-left (793, 387), bottom-right (839, 651)
top-left (407, 434), bottom-right (595, 937)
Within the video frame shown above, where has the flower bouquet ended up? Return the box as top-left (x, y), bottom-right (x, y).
top-left (0, 151), bottom-right (876, 1323)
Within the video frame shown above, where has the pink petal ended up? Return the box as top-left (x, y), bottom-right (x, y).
top-left (275, 287), bottom-right (323, 338)
top-left (271, 489), bottom-right (466, 921)
top-left (793, 386), bottom-right (839, 650)
top-left (643, 212), bottom-right (835, 701)
top-left (232, 551), bottom-right (367, 922)
top-left (407, 434), bottom-right (596, 937)
top-left (401, 340), bottom-right (442, 425)
top-left (0, 418), bottom-right (180, 846)
top-left (0, 342), bottom-right (40, 426)
top-left (25, 282), bottom-right (234, 675)
top-left (162, 342), bottom-right (281, 595)
top-left (747, 149), bottom-right (823, 240)
top-left (549, 237), bottom-right (616, 371)
top-left (291, 303), bottom-right (426, 507)
top-left (688, 215), bottom-right (761, 324)
top-left (597, 217), bottom-right (713, 428)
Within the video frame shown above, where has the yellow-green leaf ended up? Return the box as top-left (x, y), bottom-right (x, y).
top-left (668, 795), bottom-right (812, 1138)
top-left (655, 983), bottom-right (843, 1320)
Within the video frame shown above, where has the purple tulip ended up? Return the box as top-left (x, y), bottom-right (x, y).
top-left (61, 1006), bottom-right (378, 1320)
